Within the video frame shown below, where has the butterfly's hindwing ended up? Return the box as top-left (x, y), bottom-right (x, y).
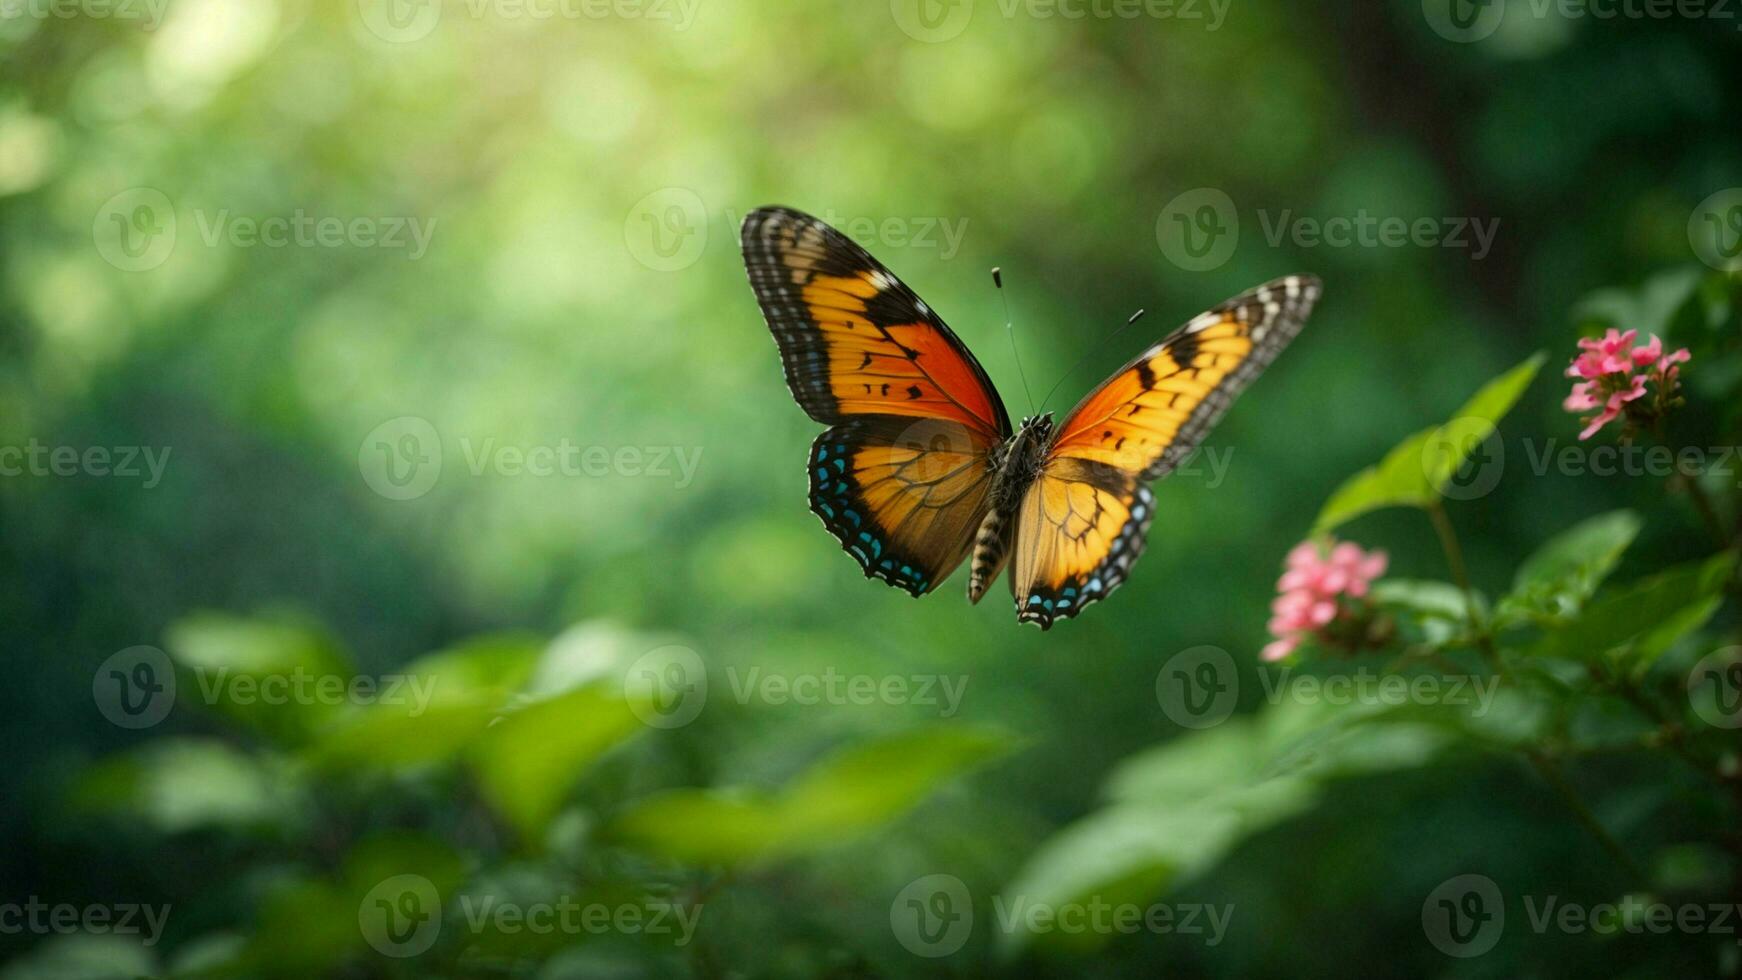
top-left (807, 416), bottom-right (997, 597)
top-left (1012, 463), bottom-right (1154, 629)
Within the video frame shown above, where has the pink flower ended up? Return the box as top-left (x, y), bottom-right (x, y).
top-left (1562, 329), bottom-right (1690, 440)
top-left (1576, 374), bottom-right (1646, 440)
top-left (1630, 334), bottom-right (1662, 367)
top-left (1261, 636), bottom-right (1300, 662)
top-left (1262, 538), bottom-right (1388, 662)
top-left (1563, 381), bottom-right (1598, 412)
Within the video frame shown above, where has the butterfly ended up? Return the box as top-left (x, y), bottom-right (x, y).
top-left (740, 206), bottom-right (1321, 629)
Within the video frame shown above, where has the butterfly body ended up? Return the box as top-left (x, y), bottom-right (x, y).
top-left (967, 413), bottom-right (1054, 603)
top-left (742, 206), bottom-right (1321, 628)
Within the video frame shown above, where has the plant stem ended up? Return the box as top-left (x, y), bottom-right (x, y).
top-left (1426, 500), bottom-right (1498, 668)
top-left (1428, 502), bottom-right (1646, 880)
top-left (1596, 664), bottom-right (1731, 789)
top-left (1526, 749), bottom-right (1649, 883)
top-left (1673, 463), bottom-right (1731, 551)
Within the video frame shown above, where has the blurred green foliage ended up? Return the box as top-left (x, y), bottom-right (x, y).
top-left (3, 1), bottom-right (1742, 977)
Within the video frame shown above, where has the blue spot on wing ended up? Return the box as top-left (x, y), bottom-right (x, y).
top-left (803, 424), bottom-right (936, 598)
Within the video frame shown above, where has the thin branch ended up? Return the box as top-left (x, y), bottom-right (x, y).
top-left (1526, 749), bottom-right (1648, 883)
top-left (1426, 500), bottom-right (1498, 669)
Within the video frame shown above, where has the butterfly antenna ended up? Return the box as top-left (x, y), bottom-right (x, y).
top-left (993, 268), bottom-right (1037, 416)
top-left (1038, 308), bottom-right (1147, 413)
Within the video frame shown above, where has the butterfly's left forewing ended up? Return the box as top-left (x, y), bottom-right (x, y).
top-left (742, 206), bottom-right (1010, 596)
top-left (1012, 275), bottom-right (1322, 628)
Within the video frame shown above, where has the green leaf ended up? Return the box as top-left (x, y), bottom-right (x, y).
top-left (605, 725), bottom-right (1014, 866)
top-left (1314, 353), bottom-right (1545, 532)
top-left (1373, 578), bottom-right (1485, 645)
top-left (1420, 352), bottom-right (1546, 489)
top-left (228, 834), bottom-right (465, 978)
top-left (1572, 266), bottom-right (1704, 339)
top-left (1002, 699), bottom-right (1450, 956)
top-left (164, 610), bottom-right (355, 744)
top-left (1497, 510), bottom-right (1642, 625)
top-left (995, 801), bottom-right (1268, 957)
top-left (1104, 720), bottom-right (1261, 804)
top-left (1633, 596), bottom-right (1725, 677)
top-left (71, 738), bottom-right (298, 833)
top-left (306, 633), bottom-right (543, 772)
top-left (1531, 553), bottom-right (1738, 673)
top-left (0, 935), bottom-right (159, 980)
top-left (468, 679), bottom-right (644, 843)
top-left (1312, 428), bottom-right (1438, 532)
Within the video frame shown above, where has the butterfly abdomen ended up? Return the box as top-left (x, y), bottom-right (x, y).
top-left (966, 508), bottom-right (1011, 603)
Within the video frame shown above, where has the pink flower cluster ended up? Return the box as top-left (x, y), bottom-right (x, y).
top-left (1263, 540), bottom-right (1388, 662)
top-left (1563, 329), bottom-right (1689, 440)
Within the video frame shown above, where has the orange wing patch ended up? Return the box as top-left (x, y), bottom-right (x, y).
top-left (1050, 275), bottom-right (1320, 482)
top-left (802, 273), bottom-right (1005, 428)
top-left (743, 208), bottom-right (1010, 441)
top-left (1050, 320), bottom-right (1255, 475)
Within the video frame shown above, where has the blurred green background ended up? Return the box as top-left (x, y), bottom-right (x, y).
top-left (3, 0), bottom-right (1741, 976)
